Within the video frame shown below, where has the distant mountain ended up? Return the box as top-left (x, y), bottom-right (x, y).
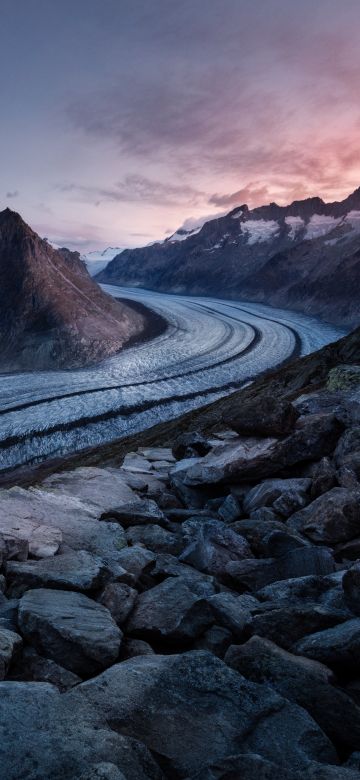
top-left (0, 209), bottom-right (145, 371)
top-left (96, 188), bottom-right (360, 329)
top-left (82, 247), bottom-right (123, 276)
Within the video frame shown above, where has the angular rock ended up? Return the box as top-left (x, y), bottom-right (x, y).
top-left (0, 628), bottom-right (22, 679)
top-left (343, 564), bottom-right (360, 616)
top-left (223, 397), bottom-right (299, 437)
top-left (70, 651), bottom-right (337, 777)
top-left (0, 681), bottom-right (163, 780)
top-left (101, 498), bottom-right (168, 529)
top-left (225, 547), bottom-right (335, 591)
top-left (18, 588), bottom-right (122, 676)
top-left (146, 553), bottom-right (217, 597)
top-left (207, 592), bottom-right (249, 639)
top-left (310, 457), bottom-right (337, 499)
top-left (288, 488), bottom-right (360, 545)
top-left (180, 518), bottom-right (253, 578)
top-left (98, 583), bottom-right (137, 626)
top-left (217, 493), bottom-right (242, 523)
top-left (126, 579), bottom-right (213, 645)
top-left (225, 636), bottom-right (360, 749)
top-left (138, 447), bottom-right (175, 462)
top-left (120, 638), bottom-right (155, 660)
top-left (294, 618), bottom-right (360, 674)
top-left (243, 478), bottom-right (311, 515)
top-left (9, 646), bottom-right (81, 691)
top-left (185, 414), bottom-right (343, 485)
top-left (248, 604), bottom-right (348, 650)
top-left (0, 533), bottom-right (28, 562)
top-left (126, 524), bottom-right (183, 556)
top-left (335, 427), bottom-right (360, 478)
top-left (172, 432), bottom-right (212, 460)
top-left (194, 625), bottom-right (232, 658)
top-left (6, 550), bottom-right (106, 597)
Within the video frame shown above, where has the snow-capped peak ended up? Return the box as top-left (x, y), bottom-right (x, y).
top-left (82, 247), bottom-right (123, 276)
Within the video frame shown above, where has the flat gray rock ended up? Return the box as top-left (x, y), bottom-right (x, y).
top-left (0, 628), bottom-right (22, 679)
top-left (101, 498), bottom-right (167, 528)
top-left (294, 618), bottom-right (360, 674)
top-left (18, 588), bottom-right (122, 676)
top-left (6, 550), bottom-right (106, 596)
top-left (288, 488), bottom-right (360, 545)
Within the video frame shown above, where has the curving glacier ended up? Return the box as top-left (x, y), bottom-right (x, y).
top-left (0, 286), bottom-right (345, 472)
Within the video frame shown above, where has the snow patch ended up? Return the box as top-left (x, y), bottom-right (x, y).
top-left (345, 210), bottom-right (360, 230)
top-left (82, 247), bottom-right (123, 276)
top-left (242, 219), bottom-right (280, 245)
top-left (285, 216), bottom-right (304, 239)
top-left (168, 226), bottom-right (202, 243)
top-left (305, 215), bottom-right (341, 240)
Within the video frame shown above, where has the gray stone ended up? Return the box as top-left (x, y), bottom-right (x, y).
top-left (225, 547), bottom-right (335, 591)
top-left (6, 550), bottom-right (106, 596)
top-left (146, 553), bottom-right (217, 597)
top-left (9, 646), bottom-right (81, 691)
top-left (335, 427), bottom-right (360, 477)
top-left (0, 681), bottom-right (163, 780)
top-left (0, 628), bottom-right (22, 679)
top-left (217, 493), bottom-right (242, 523)
top-left (70, 651), bottom-right (337, 777)
top-left (126, 579), bottom-right (213, 645)
top-left (180, 518), bottom-right (252, 578)
top-left (207, 592), bottom-right (249, 639)
top-left (294, 618), bottom-right (360, 674)
top-left (172, 432), bottom-right (212, 460)
top-left (115, 546), bottom-right (156, 585)
top-left (248, 605), bottom-right (347, 649)
top-left (78, 764), bottom-right (126, 780)
top-left (98, 583), bottom-right (137, 626)
top-left (194, 625), bottom-right (232, 658)
top-left (310, 457), bottom-right (337, 499)
top-left (343, 564), bottom-right (360, 616)
top-left (126, 524), bottom-right (183, 555)
top-left (120, 638), bottom-right (155, 660)
top-left (243, 478), bottom-right (311, 515)
top-left (101, 498), bottom-right (168, 528)
top-left (288, 488), bottom-right (360, 545)
top-left (18, 588), bottom-right (122, 676)
top-left (225, 635), bottom-right (360, 749)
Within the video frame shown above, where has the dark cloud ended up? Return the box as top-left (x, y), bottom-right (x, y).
top-left (6, 190), bottom-right (19, 199)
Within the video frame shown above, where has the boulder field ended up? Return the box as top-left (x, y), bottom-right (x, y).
top-left (1, 366), bottom-right (360, 778)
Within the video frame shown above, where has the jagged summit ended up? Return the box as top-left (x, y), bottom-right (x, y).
top-left (96, 186), bottom-right (360, 329)
top-left (0, 210), bottom-right (146, 371)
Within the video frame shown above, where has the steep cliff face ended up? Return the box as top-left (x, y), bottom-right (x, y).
top-left (97, 188), bottom-right (360, 329)
top-left (0, 209), bottom-right (146, 370)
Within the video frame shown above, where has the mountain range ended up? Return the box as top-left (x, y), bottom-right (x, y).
top-left (0, 209), bottom-right (146, 371)
top-left (96, 187), bottom-right (360, 329)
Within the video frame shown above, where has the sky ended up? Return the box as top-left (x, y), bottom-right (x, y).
top-left (1, 0), bottom-right (360, 252)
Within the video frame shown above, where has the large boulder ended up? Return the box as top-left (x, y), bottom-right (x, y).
top-left (18, 589), bottom-right (122, 676)
top-left (6, 550), bottom-right (107, 597)
top-left (69, 651), bottom-right (337, 777)
top-left (294, 618), bottom-right (360, 674)
top-left (126, 524), bottom-right (183, 556)
top-left (225, 636), bottom-right (360, 749)
top-left (248, 605), bottom-right (348, 649)
top-left (288, 488), bottom-right (360, 545)
top-left (180, 518), bottom-right (252, 578)
top-left (0, 681), bottom-right (163, 780)
top-left (184, 414), bottom-right (343, 485)
top-left (126, 579), bottom-right (213, 645)
top-left (225, 547), bottom-right (335, 591)
top-left (223, 398), bottom-right (299, 437)
top-left (98, 583), bottom-right (138, 626)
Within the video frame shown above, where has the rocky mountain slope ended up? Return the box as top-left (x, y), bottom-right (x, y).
top-left (0, 209), bottom-right (147, 371)
top-left (0, 326), bottom-right (360, 778)
top-left (96, 187), bottom-right (360, 329)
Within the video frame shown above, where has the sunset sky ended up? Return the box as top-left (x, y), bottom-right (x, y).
top-left (1, 0), bottom-right (360, 251)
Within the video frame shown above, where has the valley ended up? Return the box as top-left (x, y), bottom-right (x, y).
top-left (0, 285), bottom-right (343, 473)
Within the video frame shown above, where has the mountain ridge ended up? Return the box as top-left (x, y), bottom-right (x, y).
top-left (0, 209), bottom-right (146, 371)
top-left (96, 188), bottom-right (360, 329)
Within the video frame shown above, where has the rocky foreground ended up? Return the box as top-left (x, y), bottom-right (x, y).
top-left (1, 363), bottom-right (360, 777)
